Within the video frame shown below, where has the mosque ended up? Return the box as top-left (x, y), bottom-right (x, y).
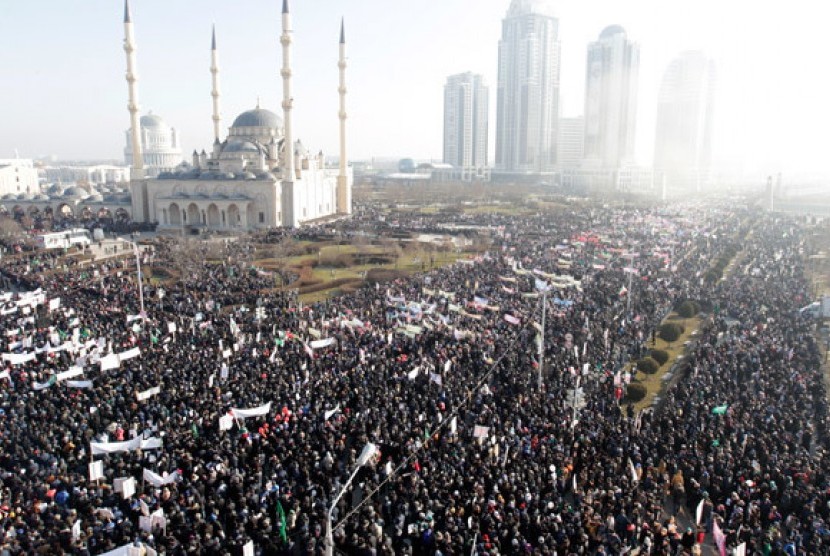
top-left (124, 0), bottom-right (352, 231)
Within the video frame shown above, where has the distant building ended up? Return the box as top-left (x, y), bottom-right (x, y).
top-left (583, 25), bottom-right (639, 183)
top-left (42, 165), bottom-right (130, 186)
top-left (654, 51), bottom-right (716, 194)
top-left (0, 159), bottom-right (39, 197)
top-left (557, 116), bottom-right (584, 171)
top-left (495, 0), bottom-right (561, 176)
top-left (124, 112), bottom-right (183, 177)
top-left (443, 72), bottom-right (489, 181)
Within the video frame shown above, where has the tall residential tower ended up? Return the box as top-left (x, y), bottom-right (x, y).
top-left (583, 25), bottom-right (639, 172)
top-left (654, 51), bottom-right (716, 194)
top-left (443, 72), bottom-right (489, 181)
top-left (495, 0), bottom-right (561, 176)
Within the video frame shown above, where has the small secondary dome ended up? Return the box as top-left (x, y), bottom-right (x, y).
top-left (140, 113), bottom-right (168, 128)
top-left (231, 108), bottom-right (282, 129)
top-left (224, 140), bottom-right (260, 153)
top-left (63, 186), bottom-right (88, 198)
top-left (599, 25), bottom-right (626, 39)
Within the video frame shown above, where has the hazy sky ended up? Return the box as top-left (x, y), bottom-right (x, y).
top-left (1, 0), bottom-right (827, 177)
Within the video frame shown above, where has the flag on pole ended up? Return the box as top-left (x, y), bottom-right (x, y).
top-left (712, 404), bottom-right (728, 415)
top-left (628, 458), bottom-right (639, 484)
top-left (276, 500), bottom-right (288, 543)
top-left (713, 519), bottom-right (726, 556)
top-left (696, 499), bottom-right (704, 525)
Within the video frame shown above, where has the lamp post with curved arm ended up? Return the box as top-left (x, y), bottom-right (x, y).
top-left (325, 442), bottom-right (377, 556)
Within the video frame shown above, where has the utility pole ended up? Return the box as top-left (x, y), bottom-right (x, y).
top-left (538, 288), bottom-right (547, 388)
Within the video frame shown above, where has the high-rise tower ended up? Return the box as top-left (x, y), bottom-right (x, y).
top-left (583, 25), bottom-right (639, 171)
top-left (495, 0), bottom-right (561, 175)
top-left (443, 72), bottom-right (489, 180)
top-left (654, 51), bottom-right (716, 194)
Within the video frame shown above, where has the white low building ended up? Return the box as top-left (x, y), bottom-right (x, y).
top-left (0, 159), bottom-right (39, 198)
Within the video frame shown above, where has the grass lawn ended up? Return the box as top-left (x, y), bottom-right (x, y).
top-left (630, 315), bottom-right (704, 411)
top-left (253, 238), bottom-right (468, 303)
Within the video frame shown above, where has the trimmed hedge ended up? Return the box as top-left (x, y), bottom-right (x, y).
top-left (676, 300), bottom-right (700, 318)
top-left (650, 349), bottom-right (670, 366)
top-left (636, 357), bottom-right (660, 374)
top-left (659, 323), bottom-right (684, 343)
top-left (624, 383), bottom-right (647, 402)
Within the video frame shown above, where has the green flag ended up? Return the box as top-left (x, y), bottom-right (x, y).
top-left (712, 404), bottom-right (728, 415)
top-left (191, 423), bottom-right (199, 439)
top-left (276, 500), bottom-right (288, 543)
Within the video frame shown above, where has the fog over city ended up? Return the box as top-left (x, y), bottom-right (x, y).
top-left (1, 0), bottom-right (828, 180)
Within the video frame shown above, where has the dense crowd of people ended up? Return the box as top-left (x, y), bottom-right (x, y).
top-left (0, 202), bottom-right (826, 556)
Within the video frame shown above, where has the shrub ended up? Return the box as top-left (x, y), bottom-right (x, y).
top-left (636, 357), bottom-right (660, 374)
top-left (705, 269), bottom-right (721, 283)
top-left (650, 349), bottom-right (670, 366)
top-left (624, 383), bottom-right (647, 403)
top-left (659, 323), bottom-right (683, 343)
top-left (676, 300), bottom-right (700, 318)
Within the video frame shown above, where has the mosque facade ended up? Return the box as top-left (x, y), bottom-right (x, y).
top-left (124, 0), bottom-right (352, 231)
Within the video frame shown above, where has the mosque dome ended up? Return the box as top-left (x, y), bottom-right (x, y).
top-left (599, 25), bottom-right (626, 39)
top-left (33, 194), bottom-right (50, 201)
top-left (231, 108), bottom-right (282, 129)
top-left (63, 186), bottom-right (89, 199)
top-left (140, 113), bottom-right (168, 128)
top-left (47, 184), bottom-right (64, 196)
top-left (224, 140), bottom-right (261, 153)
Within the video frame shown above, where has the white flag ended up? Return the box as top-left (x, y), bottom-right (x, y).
top-left (118, 347), bottom-right (141, 362)
top-left (136, 386), bottom-right (161, 401)
top-left (89, 460), bottom-right (104, 481)
top-left (696, 499), bottom-right (705, 525)
top-left (219, 414), bottom-right (234, 431)
top-left (310, 337), bottom-right (336, 349)
top-left (231, 402), bottom-right (272, 419)
top-left (99, 354), bottom-right (120, 372)
top-left (324, 405), bottom-right (341, 420)
top-left (142, 468), bottom-right (180, 487)
top-left (628, 458), bottom-right (639, 483)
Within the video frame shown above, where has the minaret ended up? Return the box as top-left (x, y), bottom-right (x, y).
top-left (210, 25), bottom-right (222, 143)
top-left (123, 0), bottom-right (144, 179)
top-left (280, 0), bottom-right (296, 226)
top-left (336, 18), bottom-right (351, 215)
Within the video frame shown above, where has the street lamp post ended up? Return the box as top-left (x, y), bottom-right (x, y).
top-left (123, 239), bottom-right (145, 317)
top-left (538, 288), bottom-right (547, 389)
top-left (325, 442), bottom-right (378, 556)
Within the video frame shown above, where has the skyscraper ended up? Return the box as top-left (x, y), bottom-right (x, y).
top-left (495, 0), bottom-right (561, 175)
top-left (557, 116), bottom-right (584, 170)
top-left (654, 51), bottom-right (716, 193)
top-left (443, 72), bottom-right (489, 179)
top-left (583, 25), bottom-right (639, 171)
